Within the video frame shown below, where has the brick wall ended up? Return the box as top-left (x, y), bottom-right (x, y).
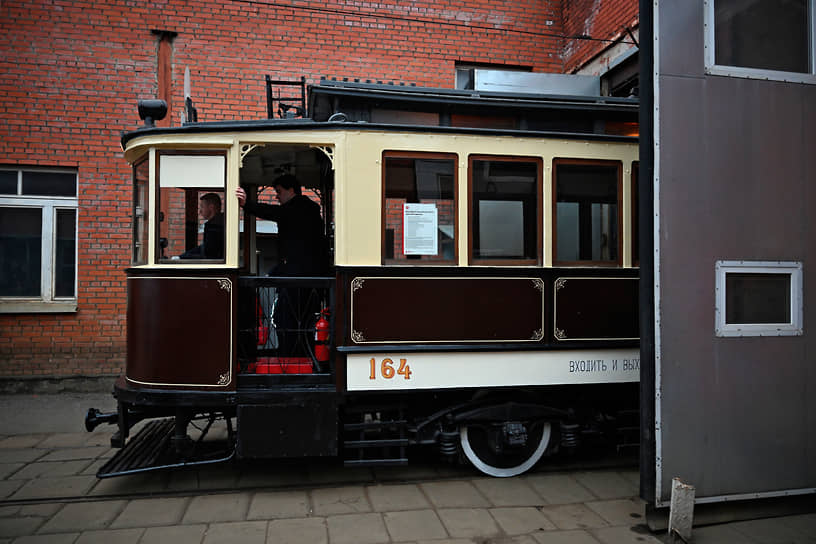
top-left (561, 0), bottom-right (638, 73)
top-left (0, 0), bottom-right (566, 378)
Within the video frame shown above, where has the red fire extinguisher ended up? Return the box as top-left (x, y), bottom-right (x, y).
top-left (314, 308), bottom-right (330, 362)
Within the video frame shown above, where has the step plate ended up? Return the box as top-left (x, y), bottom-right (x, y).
top-left (97, 418), bottom-right (234, 478)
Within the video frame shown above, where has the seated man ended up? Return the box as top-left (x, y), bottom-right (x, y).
top-left (180, 193), bottom-right (224, 259)
top-left (236, 176), bottom-right (329, 357)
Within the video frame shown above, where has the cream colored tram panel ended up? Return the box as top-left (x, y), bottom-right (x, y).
top-left (335, 131), bottom-right (638, 268)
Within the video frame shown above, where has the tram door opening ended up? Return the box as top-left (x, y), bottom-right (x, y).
top-left (237, 144), bottom-right (334, 373)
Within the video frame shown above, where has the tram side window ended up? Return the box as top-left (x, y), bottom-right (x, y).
top-left (469, 156), bottom-right (541, 265)
top-left (553, 159), bottom-right (622, 266)
top-left (382, 152), bottom-right (457, 264)
top-left (157, 152), bottom-right (226, 263)
top-left (132, 158), bottom-right (148, 265)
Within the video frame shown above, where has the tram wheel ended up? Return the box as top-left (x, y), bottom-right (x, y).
top-left (459, 420), bottom-right (551, 478)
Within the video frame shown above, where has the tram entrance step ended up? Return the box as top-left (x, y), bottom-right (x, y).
top-left (97, 418), bottom-right (234, 478)
top-left (342, 406), bottom-right (409, 467)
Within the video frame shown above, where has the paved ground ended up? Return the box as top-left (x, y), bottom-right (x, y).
top-left (0, 394), bottom-right (813, 544)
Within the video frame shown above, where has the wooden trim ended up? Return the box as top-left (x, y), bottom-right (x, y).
top-left (467, 154), bottom-right (543, 266)
top-left (551, 158), bottom-right (623, 267)
top-left (380, 151), bottom-right (458, 266)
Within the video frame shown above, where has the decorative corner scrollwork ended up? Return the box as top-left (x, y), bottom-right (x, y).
top-left (532, 278), bottom-right (545, 293)
top-left (239, 144), bottom-right (259, 168)
top-left (351, 278), bottom-right (365, 292)
top-left (531, 328), bottom-right (544, 341)
top-left (351, 329), bottom-right (365, 343)
top-left (217, 279), bottom-right (232, 292)
top-left (217, 372), bottom-right (230, 385)
top-left (554, 328), bottom-right (566, 340)
top-left (311, 145), bottom-right (335, 170)
top-left (555, 278), bottom-right (567, 292)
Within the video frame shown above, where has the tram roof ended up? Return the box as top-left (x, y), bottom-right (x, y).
top-left (122, 80), bottom-right (639, 148)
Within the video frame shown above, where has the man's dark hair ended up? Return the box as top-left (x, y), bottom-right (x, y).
top-left (200, 192), bottom-right (222, 211)
top-left (274, 174), bottom-right (302, 195)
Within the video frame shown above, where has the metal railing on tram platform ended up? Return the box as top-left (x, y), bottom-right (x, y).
top-left (237, 276), bottom-right (334, 378)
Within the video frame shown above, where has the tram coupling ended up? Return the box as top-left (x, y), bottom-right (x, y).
top-left (84, 407), bottom-right (117, 432)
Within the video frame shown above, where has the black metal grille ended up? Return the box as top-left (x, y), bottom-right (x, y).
top-left (238, 276), bottom-right (334, 373)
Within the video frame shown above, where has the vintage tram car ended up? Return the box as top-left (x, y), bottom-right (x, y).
top-left (86, 80), bottom-right (640, 478)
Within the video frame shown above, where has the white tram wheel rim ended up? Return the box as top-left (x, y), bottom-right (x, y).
top-left (459, 422), bottom-right (551, 478)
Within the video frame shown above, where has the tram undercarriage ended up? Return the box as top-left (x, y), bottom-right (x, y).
top-left (87, 376), bottom-right (637, 479)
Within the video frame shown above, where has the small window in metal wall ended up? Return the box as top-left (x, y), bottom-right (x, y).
top-left (715, 260), bottom-right (803, 337)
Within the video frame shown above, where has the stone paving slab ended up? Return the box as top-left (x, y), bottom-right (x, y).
top-left (247, 490), bottom-right (310, 520)
top-left (583, 498), bottom-right (645, 526)
top-left (74, 527), bottom-right (144, 544)
top-left (471, 477), bottom-right (543, 507)
top-left (109, 496), bottom-right (189, 529)
top-left (524, 473), bottom-right (597, 505)
top-left (267, 517), bottom-right (328, 544)
top-left (36, 448), bottom-right (108, 463)
top-left (728, 516), bottom-right (816, 543)
top-left (37, 500), bottom-right (126, 534)
top-left (382, 509), bottom-right (448, 541)
top-left (0, 451), bottom-right (47, 465)
top-left (10, 476), bottom-right (96, 500)
top-left (367, 484), bottom-right (431, 512)
top-left (326, 512), bottom-right (390, 544)
top-left (537, 503), bottom-right (609, 531)
top-left (531, 529), bottom-right (602, 544)
top-left (0, 517), bottom-right (45, 539)
top-left (182, 492), bottom-right (250, 524)
top-left (572, 471), bottom-right (638, 500)
top-left (311, 485), bottom-right (372, 516)
top-left (590, 525), bottom-right (662, 544)
top-left (12, 534), bottom-right (80, 544)
top-left (9, 460), bottom-right (94, 481)
top-left (201, 520), bottom-right (267, 544)
top-left (490, 506), bottom-right (557, 535)
top-left (420, 481), bottom-right (490, 508)
top-left (139, 524), bottom-right (208, 544)
top-left (436, 508), bottom-right (501, 539)
top-left (0, 465), bottom-right (23, 481)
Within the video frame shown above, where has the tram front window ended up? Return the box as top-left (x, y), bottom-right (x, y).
top-left (156, 152), bottom-right (227, 263)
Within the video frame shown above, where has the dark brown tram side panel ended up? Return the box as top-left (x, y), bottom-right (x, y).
top-left (126, 268), bottom-right (238, 391)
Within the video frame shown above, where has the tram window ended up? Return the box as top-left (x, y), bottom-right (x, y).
top-left (132, 158), bottom-right (148, 265)
top-left (469, 156), bottom-right (541, 265)
top-left (553, 159), bottom-right (622, 266)
top-left (156, 152), bottom-right (226, 263)
top-left (382, 152), bottom-right (457, 265)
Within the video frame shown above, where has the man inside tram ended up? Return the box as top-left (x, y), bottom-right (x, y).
top-left (235, 175), bottom-right (329, 356)
top-left (179, 192), bottom-right (224, 260)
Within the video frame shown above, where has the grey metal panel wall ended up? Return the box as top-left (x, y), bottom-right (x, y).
top-left (655, 2), bottom-right (816, 503)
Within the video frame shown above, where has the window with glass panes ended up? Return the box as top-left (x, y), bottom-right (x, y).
top-left (0, 168), bottom-right (78, 312)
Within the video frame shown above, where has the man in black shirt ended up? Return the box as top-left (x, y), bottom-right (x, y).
top-left (236, 175), bottom-right (327, 275)
top-left (236, 175), bottom-right (329, 357)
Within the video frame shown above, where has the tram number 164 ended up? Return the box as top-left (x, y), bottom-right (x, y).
top-left (369, 358), bottom-right (412, 380)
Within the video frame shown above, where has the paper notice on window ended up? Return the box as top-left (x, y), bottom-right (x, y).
top-left (403, 203), bottom-right (438, 255)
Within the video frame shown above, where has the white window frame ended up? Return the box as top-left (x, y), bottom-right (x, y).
top-left (704, 0), bottom-right (816, 84)
top-left (0, 168), bottom-right (78, 313)
top-left (715, 260), bottom-right (803, 337)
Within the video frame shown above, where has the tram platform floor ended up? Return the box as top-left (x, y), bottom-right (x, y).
top-left (0, 393), bottom-right (813, 544)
